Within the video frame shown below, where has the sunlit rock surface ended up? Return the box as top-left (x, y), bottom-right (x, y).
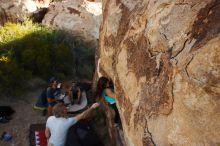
top-left (97, 0), bottom-right (220, 145)
top-left (0, 0), bottom-right (50, 25)
top-left (0, 0), bottom-right (101, 44)
top-left (42, 0), bottom-right (102, 44)
top-left (0, 0), bottom-right (26, 25)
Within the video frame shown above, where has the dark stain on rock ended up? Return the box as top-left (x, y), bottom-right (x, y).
top-left (202, 73), bottom-right (220, 100)
top-left (126, 34), bottom-right (157, 80)
top-left (49, 13), bottom-right (58, 25)
top-left (67, 7), bottom-right (81, 16)
top-left (48, 4), bottom-right (55, 11)
top-left (142, 133), bottom-right (156, 146)
top-left (203, 86), bottom-right (220, 101)
top-left (133, 103), bottom-right (146, 127)
top-left (142, 119), bottom-right (156, 146)
top-left (116, 0), bottom-right (121, 5)
top-left (191, 0), bottom-right (220, 50)
top-left (104, 35), bottom-right (115, 48)
top-left (134, 54), bottom-right (173, 121)
top-left (142, 137), bottom-right (156, 146)
top-left (115, 4), bottom-right (131, 46)
top-left (8, 4), bottom-right (15, 9)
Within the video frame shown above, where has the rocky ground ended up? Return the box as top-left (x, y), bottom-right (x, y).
top-left (0, 88), bottom-right (46, 146)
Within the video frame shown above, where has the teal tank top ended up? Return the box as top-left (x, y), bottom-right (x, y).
top-left (102, 89), bottom-right (116, 104)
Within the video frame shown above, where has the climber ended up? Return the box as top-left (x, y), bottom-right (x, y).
top-left (95, 77), bottom-right (120, 125)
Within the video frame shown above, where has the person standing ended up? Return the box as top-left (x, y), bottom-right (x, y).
top-left (45, 102), bottom-right (99, 146)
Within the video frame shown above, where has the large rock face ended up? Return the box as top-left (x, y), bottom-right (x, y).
top-left (42, 0), bottom-right (102, 44)
top-left (98, 0), bottom-right (220, 146)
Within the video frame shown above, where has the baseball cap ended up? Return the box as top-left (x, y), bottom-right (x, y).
top-left (49, 77), bottom-right (57, 84)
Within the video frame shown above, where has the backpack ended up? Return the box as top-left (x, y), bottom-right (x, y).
top-left (65, 120), bottom-right (103, 146)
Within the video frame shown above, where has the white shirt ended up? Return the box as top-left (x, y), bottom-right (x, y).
top-left (46, 116), bottom-right (77, 146)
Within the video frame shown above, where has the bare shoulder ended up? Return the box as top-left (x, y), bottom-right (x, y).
top-left (105, 88), bottom-right (113, 94)
top-left (105, 88), bottom-right (116, 99)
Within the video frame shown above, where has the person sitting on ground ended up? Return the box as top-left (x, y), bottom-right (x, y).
top-left (95, 77), bottom-right (120, 125)
top-left (55, 82), bottom-right (77, 105)
top-left (67, 80), bottom-right (92, 105)
top-left (54, 82), bottom-right (68, 103)
top-left (34, 78), bottom-right (63, 115)
top-left (47, 77), bottom-right (59, 116)
top-left (53, 82), bottom-right (62, 99)
top-left (70, 81), bottom-right (81, 104)
top-left (34, 86), bottom-right (48, 111)
top-left (45, 102), bottom-right (99, 146)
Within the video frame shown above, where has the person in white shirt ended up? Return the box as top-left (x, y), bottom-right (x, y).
top-left (45, 102), bottom-right (99, 146)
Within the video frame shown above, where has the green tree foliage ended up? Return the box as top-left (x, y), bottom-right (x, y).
top-left (0, 20), bottom-right (95, 96)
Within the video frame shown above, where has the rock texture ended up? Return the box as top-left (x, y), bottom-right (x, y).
top-left (42, 0), bottom-right (102, 44)
top-left (0, 0), bottom-right (50, 26)
top-left (97, 0), bottom-right (220, 146)
top-left (0, 0), bottom-right (24, 26)
top-left (0, 0), bottom-right (101, 44)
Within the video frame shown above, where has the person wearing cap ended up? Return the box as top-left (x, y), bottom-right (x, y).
top-left (47, 77), bottom-right (59, 116)
top-left (45, 102), bottom-right (99, 146)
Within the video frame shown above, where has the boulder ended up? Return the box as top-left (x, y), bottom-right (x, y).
top-left (97, 0), bottom-right (220, 145)
top-left (42, 0), bottom-right (102, 45)
top-left (0, 0), bottom-right (50, 26)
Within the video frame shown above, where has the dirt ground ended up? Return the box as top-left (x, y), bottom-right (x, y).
top-left (0, 88), bottom-right (46, 146)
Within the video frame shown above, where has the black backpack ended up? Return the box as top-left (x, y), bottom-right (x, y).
top-left (65, 120), bottom-right (103, 146)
